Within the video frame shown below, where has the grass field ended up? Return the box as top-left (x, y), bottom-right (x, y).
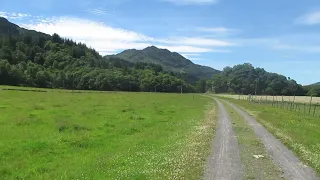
top-left (0, 89), bottom-right (217, 179)
top-left (219, 97), bottom-right (320, 176)
top-left (216, 94), bottom-right (320, 104)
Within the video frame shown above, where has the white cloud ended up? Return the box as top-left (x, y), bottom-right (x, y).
top-left (0, 12), bottom-right (8, 18)
top-left (181, 53), bottom-right (201, 58)
top-left (181, 53), bottom-right (203, 60)
top-left (162, 0), bottom-right (218, 5)
top-left (296, 11), bottom-right (320, 25)
top-left (23, 17), bottom-right (152, 42)
top-left (158, 37), bottom-right (235, 47)
top-left (19, 15), bottom-right (233, 55)
top-left (197, 27), bottom-right (235, 33)
top-left (22, 17), bottom-right (153, 55)
top-left (157, 45), bottom-right (212, 53)
top-left (0, 12), bottom-right (30, 19)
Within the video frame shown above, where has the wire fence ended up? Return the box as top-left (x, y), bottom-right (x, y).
top-left (238, 95), bottom-right (320, 118)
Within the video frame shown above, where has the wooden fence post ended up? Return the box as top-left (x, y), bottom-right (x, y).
top-left (272, 96), bottom-right (274, 107)
top-left (265, 95), bottom-right (267, 103)
top-left (309, 96), bottom-right (313, 114)
top-left (292, 95), bottom-right (296, 110)
top-left (313, 103), bottom-right (318, 117)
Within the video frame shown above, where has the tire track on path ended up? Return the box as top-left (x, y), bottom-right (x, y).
top-left (225, 100), bottom-right (319, 180)
top-left (204, 99), bottom-right (243, 180)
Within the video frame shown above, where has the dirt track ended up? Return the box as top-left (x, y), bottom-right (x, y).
top-left (204, 99), bottom-right (243, 180)
top-left (204, 98), bottom-right (319, 180)
top-left (225, 100), bottom-right (319, 180)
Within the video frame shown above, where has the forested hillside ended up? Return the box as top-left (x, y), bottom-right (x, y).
top-left (207, 63), bottom-right (307, 96)
top-left (0, 17), bottom-right (196, 93)
top-left (108, 46), bottom-right (221, 82)
top-left (1, 17), bottom-right (318, 96)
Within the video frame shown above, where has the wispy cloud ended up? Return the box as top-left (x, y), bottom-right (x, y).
top-left (236, 35), bottom-right (320, 53)
top-left (197, 27), bottom-right (235, 33)
top-left (210, 49), bottom-right (231, 53)
top-left (162, 0), bottom-right (218, 5)
top-left (181, 53), bottom-right (203, 61)
top-left (273, 44), bottom-right (320, 53)
top-left (86, 8), bottom-right (108, 16)
top-left (296, 11), bottom-right (320, 25)
top-left (0, 12), bottom-right (30, 19)
top-left (188, 57), bottom-right (203, 61)
top-left (157, 37), bottom-right (235, 47)
top-left (157, 45), bottom-right (212, 53)
top-left (181, 53), bottom-right (200, 58)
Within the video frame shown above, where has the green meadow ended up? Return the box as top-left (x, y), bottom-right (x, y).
top-left (0, 89), bottom-right (216, 179)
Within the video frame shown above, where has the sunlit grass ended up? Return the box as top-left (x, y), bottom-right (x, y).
top-left (0, 90), bottom-right (216, 179)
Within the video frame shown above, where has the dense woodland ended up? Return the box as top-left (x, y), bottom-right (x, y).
top-left (0, 33), bottom-right (196, 93)
top-left (205, 63), bottom-right (319, 96)
top-left (303, 85), bottom-right (320, 97)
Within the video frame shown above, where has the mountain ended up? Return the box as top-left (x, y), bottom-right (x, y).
top-left (107, 46), bottom-right (221, 82)
top-left (0, 17), bottom-right (49, 37)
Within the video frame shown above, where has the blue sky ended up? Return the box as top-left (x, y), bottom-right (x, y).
top-left (1, 0), bottom-right (320, 85)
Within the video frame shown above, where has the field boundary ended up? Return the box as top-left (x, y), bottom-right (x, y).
top-left (215, 94), bottom-right (320, 117)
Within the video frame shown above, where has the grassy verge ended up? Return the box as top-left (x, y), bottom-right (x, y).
top-left (0, 90), bottom-right (217, 179)
top-left (222, 101), bottom-right (283, 180)
top-left (221, 98), bottom-right (320, 176)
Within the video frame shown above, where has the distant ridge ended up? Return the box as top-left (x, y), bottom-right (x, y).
top-left (310, 82), bottom-right (320, 86)
top-left (107, 46), bottom-right (220, 82)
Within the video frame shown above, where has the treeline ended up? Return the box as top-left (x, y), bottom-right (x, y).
top-left (0, 33), bottom-right (195, 93)
top-left (303, 85), bottom-right (320, 97)
top-left (206, 63), bottom-right (312, 96)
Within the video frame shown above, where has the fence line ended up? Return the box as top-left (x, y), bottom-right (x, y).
top-left (237, 94), bottom-right (320, 117)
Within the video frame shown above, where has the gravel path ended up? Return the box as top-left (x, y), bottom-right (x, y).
top-left (226, 101), bottom-right (319, 180)
top-left (204, 99), bottom-right (243, 180)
